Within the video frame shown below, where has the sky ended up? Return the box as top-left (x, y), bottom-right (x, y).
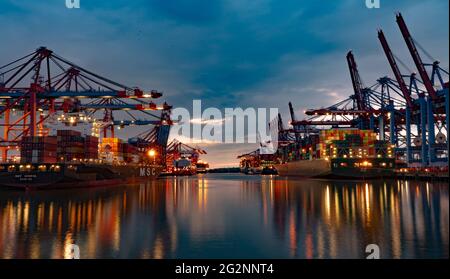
top-left (0, 0), bottom-right (449, 167)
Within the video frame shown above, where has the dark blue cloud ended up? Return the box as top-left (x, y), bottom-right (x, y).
top-left (148, 0), bottom-right (341, 103)
top-left (147, 0), bottom-right (223, 24)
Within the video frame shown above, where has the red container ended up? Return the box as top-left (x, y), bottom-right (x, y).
top-left (57, 130), bottom-right (81, 137)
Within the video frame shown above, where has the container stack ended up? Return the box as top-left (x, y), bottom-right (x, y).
top-left (319, 129), bottom-right (377, 144)
top-left (284, 133), bottom-right (321, 161)
top-left (18, 130), bottom-right (149, 165)
top-left (56, 130), bottom-right (85, 162)
top-left (122, 143), bottom-right (138, 163)
top-left (345, 134), bottom-right (363, 146)
top-left (318, 129), bottom-right (386, 159)
top-left (85, 135), bottom-right (99, 160)
top-left (374, 140), bottom-right (390, 157)
top-left (20, 136), bottom-right (58, 163)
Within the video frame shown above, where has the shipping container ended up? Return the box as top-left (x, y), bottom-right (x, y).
top-left (20, 136), bottom-right (58, 164)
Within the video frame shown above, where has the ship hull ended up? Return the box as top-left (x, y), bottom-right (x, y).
top-left (328, 166), bottom-right (394, 179)
top-left (0, 164), bottom-right (163, 190)
top-left (275, 159), bottom-right (331, 178)
top-left (274, 159), bottom-right (395, 179)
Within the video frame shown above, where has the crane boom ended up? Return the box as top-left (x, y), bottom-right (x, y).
top-left (396, 13), bottom-right (437, 100)
top-left (378, 29), bottom-right (413, 108)
top-left (288, 101), bottom-right (301, 141)
top-left (346, 51), bottom-right (366, 110)
top-left (277, 113), bottom-right (284, 132)
top-left (288, 102), bottom-right (296, 122)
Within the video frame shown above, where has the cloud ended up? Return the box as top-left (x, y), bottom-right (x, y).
top-left (146, 0), bottom-right (223, 24)
top-left (190, 117), bottom-right (227, 125)
top-left (169, 134), bottom-right (220, 145)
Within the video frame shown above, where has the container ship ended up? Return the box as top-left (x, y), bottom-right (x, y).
top-left (161, 140), bottom-right (208, 176)
top-left (196, 160), bottom-right (210, 173)
top-left (274, 129), bottom-right (395, 179)
top-left (0, 130), bottom-right (163, 190)
top-left (238, 152), bottom-right (278, 175)
top-left (0, 46), bottom-right (173, 190)
top-left (161, 158), bottom-right (210, 176)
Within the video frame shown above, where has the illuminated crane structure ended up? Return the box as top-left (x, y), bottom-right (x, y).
top-left (164, 139), bottom-right (206, 172)
top-left (238, 112), bottom-right (297, 166)
top-left (0, 47), bottom-right (173, 162)
top-left (288, 13), bottom-right (448, 167)
top-left (166, 140), bottom-right (206, 160)
top-left (394, 13), bottom-right (448, 166)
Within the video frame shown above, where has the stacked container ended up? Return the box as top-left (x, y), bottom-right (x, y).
top-left (318, 129), bottom-right (387, 159)
top-left (18, 130), bottom-right (150, 165)
top-left (85, 135), bottom-right (99, 160)
top-left (56, 130), bottom-right (85, 162)
top-left (20, 136), bottom-right (58, 163)
top-left (319, 129), bottom-right (377, 143)
top-left (122, 143), bottom-right (138, 163)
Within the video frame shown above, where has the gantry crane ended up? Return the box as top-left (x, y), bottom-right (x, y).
top-left (378, 28), bottom-right (426, 164)
top-left (0, 47), bottom-right (173, 162)
top-left (395, 13), bottom-right (449, 166)
top-left (164, 139), bottom-right (207, 172)
top-left (284, 13), bottom-right (448, 168)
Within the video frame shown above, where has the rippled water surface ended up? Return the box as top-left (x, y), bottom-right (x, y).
top-left (0, 174), bottom-right (448, 259)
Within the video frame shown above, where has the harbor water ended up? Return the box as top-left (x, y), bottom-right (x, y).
top-left (0, 174), bottom-right (448, 259)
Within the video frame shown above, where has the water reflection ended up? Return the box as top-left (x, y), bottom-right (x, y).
top-left (252, 177), bottom-right (448, 258)
top-left (0, 174), bottom-right (448, 259)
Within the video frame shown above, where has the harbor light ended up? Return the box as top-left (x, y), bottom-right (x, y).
top-left (148, 149), bottom-right (156, 157)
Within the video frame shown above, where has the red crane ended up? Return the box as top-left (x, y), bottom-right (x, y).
top-left (396, 12), bottom-right (437, 100)
top-left (378, 29), bottom-right (414, 108)
top-left (166, 140), bottom-right (206, 162)
top-left (0, 47), bottom-right (171, 162)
